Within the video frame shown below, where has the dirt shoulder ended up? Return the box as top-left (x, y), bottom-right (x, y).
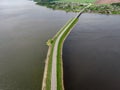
top-left (96, 0), bottom-right (120, 4)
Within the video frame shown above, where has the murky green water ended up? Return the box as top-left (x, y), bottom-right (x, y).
top-left (63, 13), bottom-right (120, 90)
top-left (0, 0), bottom-right (76, 89)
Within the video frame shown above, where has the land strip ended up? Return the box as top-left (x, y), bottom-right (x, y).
top-left (42, 4), bottom-right (91, 90)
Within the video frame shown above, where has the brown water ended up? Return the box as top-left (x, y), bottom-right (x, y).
top-left (0, 0), bottom-right (76, 89)
top-left (63, 13), bottom-right (120, 90)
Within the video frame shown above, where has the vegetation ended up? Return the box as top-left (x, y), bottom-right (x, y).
top-left (86, 3), bottom-right (120, 14)
top-left (45, 40), bottom-right (54, 90)
top-left (35, 1), bottom-right (120, 14)
top-left (35, 0), bottom-right (95, 3)
top-left (51, 0), bottom-right (95, 3)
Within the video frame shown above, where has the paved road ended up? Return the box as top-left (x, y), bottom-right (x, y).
top-left (51, 18), bottom-right (76, 90)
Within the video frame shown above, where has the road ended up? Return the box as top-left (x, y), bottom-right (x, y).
top-left (51, 18), bottom-right (76, 90)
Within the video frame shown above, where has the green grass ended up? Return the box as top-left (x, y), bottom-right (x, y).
top-left (45, 41), bottom-right (54, 90)
top-left (34, 0), bottom-right (96, 3)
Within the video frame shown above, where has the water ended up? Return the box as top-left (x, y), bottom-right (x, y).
top-left (63, 13), bottom-right (120, 90)
top-left (0, 0), bottom-right (76, 89)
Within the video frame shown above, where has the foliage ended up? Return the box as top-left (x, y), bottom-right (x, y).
top-left (34, 0), bottom-right (95, 3)
top-left (36, 2), bottom-right (120, 14)
top-left (51, 0), bottom-right (96, 3)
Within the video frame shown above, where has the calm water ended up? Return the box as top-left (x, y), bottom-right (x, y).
top-left (0, 0), bottom-right (76, 89)
top-left (63, 13), bottom-right (120, 90)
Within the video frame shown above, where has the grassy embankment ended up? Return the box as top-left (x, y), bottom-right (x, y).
top-left (36, 0), bottom-right (120, 14)
top-left (42, 18), bottom-right (78, 90)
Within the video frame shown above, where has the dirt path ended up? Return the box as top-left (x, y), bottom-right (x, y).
top-left (96, 0), bottom-right (120, 4)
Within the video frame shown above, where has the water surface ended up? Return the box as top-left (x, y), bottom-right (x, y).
top-left (0, 0), bottom-right (76, 89)
top-left (63, 13), bottom-right (120, 90)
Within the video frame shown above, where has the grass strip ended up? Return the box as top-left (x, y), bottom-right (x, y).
top-left (45, 41), bottom-right (55, 90)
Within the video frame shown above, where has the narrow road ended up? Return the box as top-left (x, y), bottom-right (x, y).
top-left (76, 3), bottom-right (92, 18)
top-left (51, 18), bottom-right (76, 90)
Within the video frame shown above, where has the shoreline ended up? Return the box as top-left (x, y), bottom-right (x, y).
top-left (36, 2), bottom-right (120, 14)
